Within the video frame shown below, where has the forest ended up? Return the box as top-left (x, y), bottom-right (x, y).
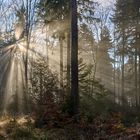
top-left (0, 0), bottom-right (140, 139)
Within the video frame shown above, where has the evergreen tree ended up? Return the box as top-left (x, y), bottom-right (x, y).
top-left (96, 26), bottom-right (113, 91)
top-left (112, 0), bottom-right (140, 106)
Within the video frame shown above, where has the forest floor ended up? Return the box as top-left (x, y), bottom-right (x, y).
top-left (0, 115), bottom-right (140, 140)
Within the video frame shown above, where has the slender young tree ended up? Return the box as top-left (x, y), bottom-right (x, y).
top-left (59, 35), bottom-right (64, 92)
top-left (66, 31), bottom-right (71, 96)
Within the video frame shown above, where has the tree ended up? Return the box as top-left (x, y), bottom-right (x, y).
top-left (112, 0), bottom-right (140, 106)
top-left (96, 26), bottom-right (113, 91)
top-left (70, 0), bottom-right (79, 117)
top-left (112, 0), bottom-right (129, 105)
top-left (37, 0), bottom-right (80, 116)
top-left (24, 0), bottom-right (37, 112)
top-left (37, 0), bottom-right (70, 94)
top-left (29, 58), bottom-right (59, 106)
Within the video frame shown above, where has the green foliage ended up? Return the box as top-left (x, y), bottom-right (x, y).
top-left (9, 127), bottom-right (48, 140)
top-left (78, 0), bottom-right (97, 23)
top-left (79, 58), bottom-right (108, 98)
top-left (29, 58), bottom-right (59, 106)
top-left (80, 97), bottom-right (113, 123)
top-left (12, 128), bottom-right (35, 140)
top-left (61, 58), bottom-right (111, 121)
top-left (78, 58), bottom-right (117, 122)
top-left (79, 58), bottom-right (93, 94)
top-left (60, 97), bottom-right (72, 115)
top-left (37, 0), bottom-right (69, 23)
top-left (2, 116), bottom-right (46, 140)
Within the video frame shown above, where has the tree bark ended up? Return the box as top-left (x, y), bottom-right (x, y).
top-left (70, 0), bottom-right (79, 117)
top-left (121, 30), bottom-right (125, 105)
top-left (67, 32), bottom-right (71, 96)
top-left (60, 37), bottom-right (64, 91)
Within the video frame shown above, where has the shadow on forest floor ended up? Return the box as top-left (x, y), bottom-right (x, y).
top-left (0, 115), bottom-right (140, 140)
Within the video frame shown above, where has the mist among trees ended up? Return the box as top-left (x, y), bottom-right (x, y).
top-left (0, 0), bottom-right (140, 139)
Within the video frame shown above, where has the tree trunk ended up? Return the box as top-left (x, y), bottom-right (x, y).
top-left (121, 31), bottom-right (125, 105)
top-left (70, 0), bottom-right (79, 117)
top-left (60, 37), bottom-right (64, 91)
top-left (46, 25), bottom-right (49, 66)
top-left (138, 36), bottom-right (140, 105)
top-left (113, 43), bottom-right (116, 102)
top-left (25, 0), bottom-right (31, 112)
top-left (67, 32), bottom-right (71, 96)
top-left (135, 46), bottom-right (138, 106)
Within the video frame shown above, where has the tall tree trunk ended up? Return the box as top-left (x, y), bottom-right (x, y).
top-left (136, 1), bottom-right (140, 107)
top-left (46, 25), bottom-right (49, 66)
top-left (121, 31), bottom-right (125, 105)
top-left (135, 1), bottom-right (140, 106)
top-left (113, 29), bottom-right (116, 102)
top-left (25, 0), bottom-right (31, 112)
top-left (70, 0), bottom-right (79, 117)
top-left (138, 33), bottom-right (140, 105)
top-left (134, 26), bottom-right (139, 106)
top-left (118, 56), bottom-right (121, 105)
top-left (135, 28), bottom-right (139, 106)
top-left (25, 0), bottom-right (29, 86)
top-left (135, 46), bottom-right (138, 106)
top-left (60, 37), bottom-right (64, 91)
top-left (67, 32), bottom-right (71, 96)
top-left (113, 44), bottom-right (116, 102)
top-left (40, 70), bottom-right (43, 104)
top-left (121, 52), bottom-right (124, 103)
